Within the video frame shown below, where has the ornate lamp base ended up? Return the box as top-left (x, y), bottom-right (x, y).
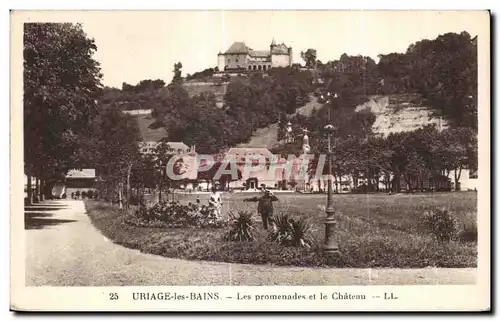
top-left (324, 213), bottom-right (339, 254)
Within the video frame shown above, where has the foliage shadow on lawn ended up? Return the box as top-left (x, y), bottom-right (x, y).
top-left (25, 217), bottom-right (77, 230)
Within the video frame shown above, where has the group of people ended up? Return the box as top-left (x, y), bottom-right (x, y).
top-left (206, 186), bottom-right (279, 229)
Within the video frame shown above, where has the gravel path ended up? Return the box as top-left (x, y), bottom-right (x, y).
top-left (25, 200), bottom-right (476, 286)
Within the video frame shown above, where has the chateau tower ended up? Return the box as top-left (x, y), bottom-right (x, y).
top-left (285, 121), bottom-right (293, 143)
top-left (270, 38), bottom-right (276, 51)
top-left (302, 129), bottom-right (310, 154)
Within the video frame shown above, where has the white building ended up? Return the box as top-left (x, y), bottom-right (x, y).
top-left (217, 39), bottom-right (293, 72)
top-left (138, 141), bottom-right (194, 155)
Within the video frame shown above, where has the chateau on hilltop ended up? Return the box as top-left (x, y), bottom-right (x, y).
top-left (217, 39), bottom-right (292, 72)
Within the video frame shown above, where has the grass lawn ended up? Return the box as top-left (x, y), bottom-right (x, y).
top-left (85, 192), bottom-right (477, 268)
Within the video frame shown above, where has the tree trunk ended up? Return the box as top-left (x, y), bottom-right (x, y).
top-left (39, 178), bottom-right (44, 201)
top-left (126, 163), bottom-right (132, 209)
top-left (109, 183), bottom-right (113, 206)
top-left (404, 174), bottom-right (412, 192)
top-left (34, 177), bottom-right (39, 203)
top-left (366, 169), bottom-right (372, 192)
top-left (44, 180), bottom-right (51, 200)
top-left (454, 166), bottom-right (462, 191)
top-left (26, 175), bottom-right (32, 205)
top-left (394, 168), bottom-right (401, 193)
top-left (42, 179), bottom-right (50, 200)
top-left (118, 182), bottom-right (123, 209)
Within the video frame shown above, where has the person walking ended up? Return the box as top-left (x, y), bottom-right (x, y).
top-left (244, 188), bottom-right (279, 230)
top-left (208, 186), bottom-right (222, 218)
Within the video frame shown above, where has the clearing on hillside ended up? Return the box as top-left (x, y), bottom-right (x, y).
top-left (355, 93), bottom-right (448, 135)
top-left (237, 95), bottom-right (322, 149)
top-left (134, 114), bottom-right (167, 142)
top-left (182, 80), bottom-right (230, 108)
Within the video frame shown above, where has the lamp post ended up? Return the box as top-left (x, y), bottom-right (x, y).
top-left (323, 92), bottom-right (339, 255)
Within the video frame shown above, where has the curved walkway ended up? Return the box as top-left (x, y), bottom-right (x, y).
top-left (25, 200), bottom-right (476, 286)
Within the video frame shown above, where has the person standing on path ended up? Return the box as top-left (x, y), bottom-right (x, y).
top-left (244, 188), bottom-right (279, 230)
top-left (208, 186), bottom-right (222, 218)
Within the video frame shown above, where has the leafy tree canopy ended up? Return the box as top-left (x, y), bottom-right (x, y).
top-left (24, 22), bottom-right (102, 181)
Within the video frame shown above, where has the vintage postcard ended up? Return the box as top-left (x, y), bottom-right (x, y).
top-left (10, 10), bottom-right (490, 312)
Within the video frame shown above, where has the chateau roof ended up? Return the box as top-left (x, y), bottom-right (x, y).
top-left (249, 50), bottom-right (270, 57)
top-left (66, 169), bottom-right (96, 179)
top-left (166, 142), bottom-right (190, 151)
top-left (224, 41), bottom-right (290, 56)
top-left (227, 147), bottom-right (273, 158)
top-left (271, 43), bottom-right (290, 54)
top-left (138, 141), bottom-right (190, 151)
top-left (225, 42), bottom-right (251, 54)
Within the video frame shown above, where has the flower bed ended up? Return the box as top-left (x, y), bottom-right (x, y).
top-left (125, 201), bottom-right (227, 229)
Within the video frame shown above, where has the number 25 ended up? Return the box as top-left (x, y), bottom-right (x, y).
top-left (109, 293), bottom-right (119, 300)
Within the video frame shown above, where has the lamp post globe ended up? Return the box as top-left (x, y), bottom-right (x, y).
top-left (324, 124), bottom-right (335, 133)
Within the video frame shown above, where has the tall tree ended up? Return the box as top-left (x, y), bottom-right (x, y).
top-left (301, 49), bottom-right (317, 68)
top-left (172, 62), bottom-right (183, 84)
top-left (152, 140), bottom-right (175, 202)
top-left (380, 31), bottom-right (478, 129)
top-left (24, 23), bottom-right (102, 202)
top-left (438, 127), bottom-right (477, 190)
top-left (89, 104), bottom-right (141, 205)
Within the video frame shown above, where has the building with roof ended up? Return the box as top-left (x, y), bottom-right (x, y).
top-left (138, 141), bottom-right (195, 155)
top-left (225, 147), bottom-right (286, 190)
top-left (54, 169), bottom-right (98, 197)
top-left (217, 39), bottom-right (292, 73)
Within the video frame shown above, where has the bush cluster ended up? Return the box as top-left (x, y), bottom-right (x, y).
top-left (419, 207), bottom-right (477, 243)
top-left (226, 211), bottom-right (256, 242)
top-left (227, 211), bottom-right (315, 248)
top-left (268, 213), bottom-right (315, 248)
top-left (458, 211), bottom-right (478, 243)
top-left (127, 201), bottom-right (226, 228)
top-left (71, 190), bottom-right (98, 199)
top-left (419, 207), bottom-right (459, 241)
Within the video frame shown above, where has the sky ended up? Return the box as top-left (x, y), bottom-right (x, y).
top-left (65, 10), bottom-right (486, 88)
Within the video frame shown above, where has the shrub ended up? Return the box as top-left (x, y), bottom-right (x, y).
top-left (268, 213), bottom-right (315, 248)
top-left (227, 211), bottom-right (256, 242)
top-left (130, 200), bottom-right (225, 228)
top-left (458, 211), bottom-right (477, 243)
top-left (419, 207), bottom-right (459, 241)
top-left (136, 201), bottom-right (149, 218)
top-left (129, 194), bottom-right (143, 206)
top-left (268, 213), bottom-right (292, 245)
top-left (289, 218), bottom-right (315, 248)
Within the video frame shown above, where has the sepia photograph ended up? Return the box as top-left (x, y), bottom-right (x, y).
top-left (10, 9), bottom-right (490, 311)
